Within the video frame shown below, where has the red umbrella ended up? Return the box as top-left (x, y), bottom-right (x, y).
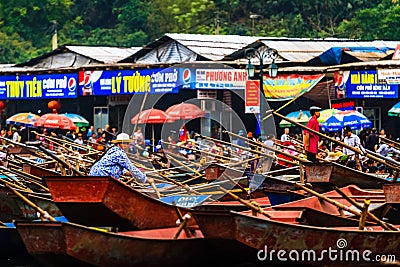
top-left (131, 108), bottom-right (174, 124)
top-left (131, 108), bottom-right (175, 148)
top-left (34, 113), bottom-right (77, 130)
top-left (165, 103), bottom-right (205, 120)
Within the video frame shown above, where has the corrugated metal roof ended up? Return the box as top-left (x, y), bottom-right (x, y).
top-left (166, 33), bottom-right (259, 61)
top-left (259, 39), bottom-right (400, 63)
top-left (66, 45), bottom-right (141, 63)
top-left (123, 33), bottom-right (260, 63)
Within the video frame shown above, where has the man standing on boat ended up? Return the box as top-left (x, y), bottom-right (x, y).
top-left (89, 133), bottom-right (153, 184)
top-left (303, 106), bottom-right (321, 163)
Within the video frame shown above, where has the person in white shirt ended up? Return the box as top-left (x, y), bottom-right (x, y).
top-left (280, 128), bottom-right (291, 142)
top-left (11, 127), bottom-right (20, 142)
top-left (342, 126), bottom-right (361, 157)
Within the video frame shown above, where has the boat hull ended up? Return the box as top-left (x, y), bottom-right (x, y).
top-left (44, 176), bottom-right (193, 231)
top-left (232, 211), bottom-right (400, 266)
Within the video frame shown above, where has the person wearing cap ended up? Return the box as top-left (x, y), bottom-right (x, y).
top-left (342, 126), bottom-right (361, 157)
top-left (89, 133), bottom-right (152, 184)
top-left (303, 106), bottom-right (321, 162)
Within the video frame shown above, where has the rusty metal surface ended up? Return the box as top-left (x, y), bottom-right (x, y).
top-left (305, 162), bottom-right (387, 189)
top-left (305, 162), bottom-right (333, 183)
top-left (383, 183), bottom-right (400, 203)
top-left (15, 221), bottom-right (94, 267)
top-left (0, 187), bottom-right (61, 221)
top-left (232, 211), bottom-right (400, 266)
top-left (45, 176), bottom-right (193, 231)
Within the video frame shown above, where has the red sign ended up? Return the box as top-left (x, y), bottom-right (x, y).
top-left (245, 80), bottom-right (260, 113)
top-left (331, 100), bottom-right (355, 110)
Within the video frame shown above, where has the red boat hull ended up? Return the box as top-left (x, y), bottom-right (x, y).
top-left (232, 211), bottom-right (400, 266)
top-left (16, 221), bottom-right (256, 267)
top-left (44, 176), bottom-right (193, 231)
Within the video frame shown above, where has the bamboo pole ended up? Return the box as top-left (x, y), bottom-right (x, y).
top-left (295, 183), bottom-right (397, 231)
top-left (38, 145), bottom-right (84, 176)
top-left (5, 184), bottom-right (56, 222)
top-left (358, 199), bottom-right (370, 230)
top-left (225, 130), bottom-right (308, 163)
top-left (262, 91), bottom-right (306, 121)
top-left (162, 141), bottom-right (232, 162)
top-left (219, 187), bottom-right (271, 218)
top-left (332, 186), bottom-right (396, 231)
top-left (272, 110), bottom-right (400, 171)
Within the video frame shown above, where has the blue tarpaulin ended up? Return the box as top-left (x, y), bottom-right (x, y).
top-left (319, 47), bottom-right (392, 65)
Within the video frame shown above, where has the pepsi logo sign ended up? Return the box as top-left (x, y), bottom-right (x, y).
top-left (182, 69), bottom-right (191, 84)
top-left (68, 77), bottom-right (77, 92)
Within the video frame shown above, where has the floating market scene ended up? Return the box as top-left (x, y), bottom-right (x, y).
top-left (0, 1), bottom-right (400, 266)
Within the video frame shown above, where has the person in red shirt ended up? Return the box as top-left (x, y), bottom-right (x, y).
top-left (303, 106), bottom-right (321, 162)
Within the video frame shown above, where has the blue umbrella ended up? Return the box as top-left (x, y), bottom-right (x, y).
top-left (279, 110), bottom-right (311, 127)
top-left (321, 110), bottom-right (372, 132)
top-left (388, 102), bottom-right (400, 117)
top-left (6, 112), bottom-right (40, 127)
top-left (60, 113), bottom-right (89, 127)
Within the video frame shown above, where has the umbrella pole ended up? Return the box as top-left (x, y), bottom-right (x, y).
top-left (152, 125), bottom-right (154, 151)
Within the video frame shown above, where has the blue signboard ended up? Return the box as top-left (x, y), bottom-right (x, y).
top-left (159, 195), bottom-right (211, 208)
top-left (0, 73), bottom-right (78, 99)
top-left (78, 69), bottom-right (180, 96)
top-left (341, 70), bottom-right (398, 98)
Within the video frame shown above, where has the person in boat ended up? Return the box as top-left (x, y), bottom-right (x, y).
top-left (280, 127), bottom-right (291, 142)
top-left (303, 106), bottom-right (321, 163)
top-left (89, 133), bottom-right (153, 184)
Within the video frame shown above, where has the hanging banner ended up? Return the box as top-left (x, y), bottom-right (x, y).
top-left (340, 70), bottom-right (398, 98)
top-left (245, 80), bottom-right (260, 113)
top-left (0, 73), bottom-right (78, 99)
top-left (263, 74), bottom-right (324, 101)
top-left (78, 68), bottom-right (179, 96)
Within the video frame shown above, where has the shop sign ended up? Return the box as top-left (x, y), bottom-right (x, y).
top-left (78, 68), bottom-right (179, 96)
top-left (196, 69), bottom-right (247, 90)
top-left (263, 74), bottom-right (324, 101)
top-left (340, 70), bottom-right (398, 98)
top-left (377, 69), bottom-right (400, 84)
top-left (245, 80), bottom-right (260, 113)
top-left (0, 73), bottom-right (78, 99)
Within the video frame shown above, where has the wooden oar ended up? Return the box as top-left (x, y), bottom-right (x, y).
top-left (219, 187), bottom-right (271, 218)
top-left (37, 145), bottom-right (84, 176)
top-left (332, 186), bottom-right (394, 229)
top-left (295, 182), bottom-right (397, 231)
top-left (273, 110), bottom-right (400, 171)
top-left (149, 179), bottom-right (161, 199)
top-left (4, 183), bottom-right (56, 222)
top-left (224, 130), bottom-right (308, 164)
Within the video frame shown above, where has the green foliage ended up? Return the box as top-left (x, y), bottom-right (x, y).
top-left (0, 0), bottom-right (398, 64)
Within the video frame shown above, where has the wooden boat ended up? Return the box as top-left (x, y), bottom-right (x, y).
top-left (249, 173), bottom-right (306, 206)
top-left (383, 183), bottom-right (400, 210)
top-left (304, 161), bottom-right (390, 192)
top-left (15, 221), bottom-right (256, 267)
top-left (0, 226), bottom-right (30, 259)
top-left (231, 210), bottom-right (400, 266)
top-left (192, 185), bottom-right (390, 243)
top-left (43, 176), bottom-right (195, 231)
top-left (0, 185), bottom-right (62, 222)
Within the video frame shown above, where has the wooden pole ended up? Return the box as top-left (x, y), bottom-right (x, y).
top-left (262, 91), bottom-right (306, 121)
top-left (225, 130), bottom-right (308, 163)
top-left (5, 184), bottom-right (56, 222)
top-left (358, 199), bottom-right (370, 230)
top-left (219, 187), bottom-right (271, 218)
top-left (273, 110), bottom-right (400, 171)
top-left (295, 183), bottom-right (397, 231)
